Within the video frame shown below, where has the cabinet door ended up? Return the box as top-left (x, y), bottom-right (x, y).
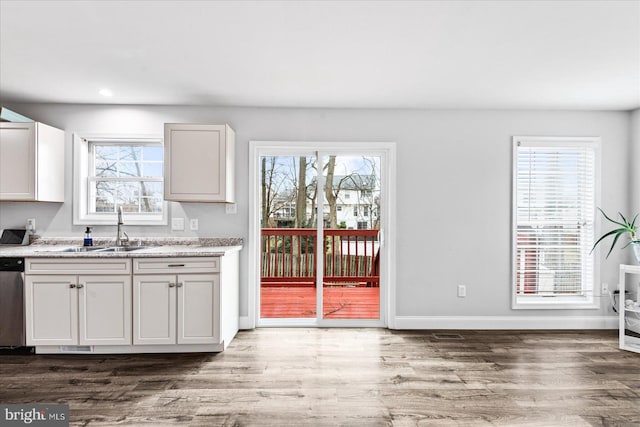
top-left (0, 122), bottom-right (36, 200)
top-left (78, 275), bottom-right (132, 346)
top-left (133, 275), bottom-right (176, 345)
top-left (163, 124), bottom-right (234, 202)
top-left (25, 275), bottom-right (77, 345)
top-left (177, 274), bottom-right (220, 344)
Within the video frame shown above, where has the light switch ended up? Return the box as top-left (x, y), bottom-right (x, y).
top-left (190, 218), bottom-right (199, 231)
top-left (172, 217), bottom-right (185, 231)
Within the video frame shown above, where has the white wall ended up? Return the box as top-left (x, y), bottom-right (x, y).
top-left (631, 108), bottom-right (640, 216)
top-left (0, 103), bottom-right (631, 325)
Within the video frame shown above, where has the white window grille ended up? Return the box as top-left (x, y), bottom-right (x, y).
top-left (73, 134), bottom-right (166, 225)
top-left (512, 136), bottom-right (600, 309)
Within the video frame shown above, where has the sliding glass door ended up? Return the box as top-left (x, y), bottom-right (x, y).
top-left (321, 154), bottom-right (381, 320)
top-left (260, 154), bottom-right (318, 319)
top-left (254, 144), bottom-right (389, 327)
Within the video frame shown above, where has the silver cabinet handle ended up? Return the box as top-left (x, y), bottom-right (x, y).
top-left (169, 283), bottom-right (176, 288)
top-left (77, 284), bottom-right (84, 289)
top-left (168, 264), bottom-right (185, 268)
top-left (69, 284), bottom-right (76, 289)
top-left (176, 282), bottom-right (183, 288)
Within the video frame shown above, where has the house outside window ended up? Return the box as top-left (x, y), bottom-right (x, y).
top-left (512, 136), bottom-right (600, 309)
top-left (73, 134), bottom-right (167, 225)
top-left (357, 221), bottom-right (368, 230)
top-left (353, 206), bottom-right (358, 216)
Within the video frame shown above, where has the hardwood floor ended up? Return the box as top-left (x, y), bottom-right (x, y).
top-left (1, 329), bottom-right (639, 426)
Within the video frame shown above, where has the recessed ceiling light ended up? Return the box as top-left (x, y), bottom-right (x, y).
top-left (99, 88), bottom-right (113, 97)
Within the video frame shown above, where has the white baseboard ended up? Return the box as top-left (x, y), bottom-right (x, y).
top-left (239, 316), bottom-right (254, 330)
top-left (239, 315), bottom-right (618, 330)
top-left (393, 315), bottom-right (618, 330)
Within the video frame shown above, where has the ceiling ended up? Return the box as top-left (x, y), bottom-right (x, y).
top-left (1, 0), bottom-right (639, 110)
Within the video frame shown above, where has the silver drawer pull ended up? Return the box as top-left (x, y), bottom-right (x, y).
top-left (77, 284), bottom-right (84, 289)
top-left (167, 264), bottom-right (185, 268)
top-left (176, 282), bottom-right (183, 288)
top-left (69, 284), bottom-right (76, 289)
top-left (169, 283), bottom-right (176, 288)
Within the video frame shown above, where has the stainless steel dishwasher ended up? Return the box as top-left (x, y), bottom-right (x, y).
top-left (0, 257), bottom-right (26, 347)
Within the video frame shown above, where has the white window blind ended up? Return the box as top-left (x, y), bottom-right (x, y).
top-left (512, 136), bottom-right (599, 308)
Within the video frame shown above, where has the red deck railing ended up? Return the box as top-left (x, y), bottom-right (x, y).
top-left (261, 228), bottom-right (380, 288)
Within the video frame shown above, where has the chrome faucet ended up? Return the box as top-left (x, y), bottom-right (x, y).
top-left (115, 206), bottom-right (129, 247)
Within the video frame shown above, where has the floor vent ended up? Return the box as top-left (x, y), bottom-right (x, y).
top-left (432, 333), bottom-right (464, 340)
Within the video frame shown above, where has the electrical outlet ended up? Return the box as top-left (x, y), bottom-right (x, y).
top-left (225, 204), bottom-right (237, 214)
top-left (26, 218), bottom-right (35, 233)
top-left (601, 282), bottom-right (609, 294)
top-left (171, 217), bottom-right (185, 231)
top-left (189, 218), bottom-right (199, 231)
top-left (457, 285), bottom-right (466, 298)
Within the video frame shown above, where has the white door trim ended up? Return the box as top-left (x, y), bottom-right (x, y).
top-left (247, 141), bottom-right (397, 328)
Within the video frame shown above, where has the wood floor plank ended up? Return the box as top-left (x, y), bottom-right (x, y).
top-left (1, 329), bottom-right (639, 426)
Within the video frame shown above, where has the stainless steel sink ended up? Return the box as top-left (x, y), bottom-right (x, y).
top-left (99, 246), bottom-right (147, 252)
top-left (49, 246), bottom-right (147, 253)
top-left (55, 246), bottom-right (106, 252)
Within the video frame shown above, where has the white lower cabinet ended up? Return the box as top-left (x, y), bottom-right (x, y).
top-left (25, 274), bottom-right (132, 346)
top-left (25, 275), bottom-right (77, 345)
top-left (25, 258), bottom-right (132, 346)
top-left (133, 273), bottom-right (219, 345)
top-left (24, 253), bottom-right (239, 353)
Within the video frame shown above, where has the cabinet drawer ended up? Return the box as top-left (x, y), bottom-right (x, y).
top-left (26, 258), bottom-right (132, 275)
top-left (133, 257), bottom-right (220, 274)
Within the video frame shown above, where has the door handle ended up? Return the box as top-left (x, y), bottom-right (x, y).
top-left (77, 284), bottom-right (84, 289)
top-left (69, 284), bottom-right (76, 289)
top-left (169, 283), bottom-right (176, 288)
top-left (176, 282), bottom-right (183, 288)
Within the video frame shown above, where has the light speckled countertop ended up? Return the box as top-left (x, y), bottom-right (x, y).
top-left (0, 237), bottom-right (243, 258)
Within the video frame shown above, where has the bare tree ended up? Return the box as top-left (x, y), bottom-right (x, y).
top-left (324, 156), bottom-right (338, 228)
top-left (261, 156), bottom-right (289, 227)
top-left (94, 145), bottom-right (160, 213)
top-left (296, 156), bottom-right (307, 228)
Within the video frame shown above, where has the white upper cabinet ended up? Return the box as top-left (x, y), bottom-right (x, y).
top-left (163, 123), bottom-right (235, 203)
top-left (0, 122), bottom-right (65, 202)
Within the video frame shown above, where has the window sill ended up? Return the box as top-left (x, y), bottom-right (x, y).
top-left (513, 297), bottom-right (598, 310)
top-left (73, 212), bottom-right (167, 226)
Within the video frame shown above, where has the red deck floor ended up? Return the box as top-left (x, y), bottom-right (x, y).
top-left (260, 287), bottom-right (380, 319)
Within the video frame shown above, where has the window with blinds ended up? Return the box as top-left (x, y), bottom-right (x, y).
top-left (512, 136), bottom-right (600, 309)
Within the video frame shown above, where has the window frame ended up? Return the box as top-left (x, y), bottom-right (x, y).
top-left (511, 136), bottom-right (601, 310)
top-left (73, 133), bottom-right (167, 226)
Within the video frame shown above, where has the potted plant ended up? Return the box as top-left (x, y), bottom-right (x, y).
top-left (592, 208), bottom-right (640, 263)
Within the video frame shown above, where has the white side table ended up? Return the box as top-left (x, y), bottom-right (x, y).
top-left (619, 264), bottom-right (640, 353)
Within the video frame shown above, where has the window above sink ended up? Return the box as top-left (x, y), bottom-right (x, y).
top-left (72, 133), bottom-right (167, 226)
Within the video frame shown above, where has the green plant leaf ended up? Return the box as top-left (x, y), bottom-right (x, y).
top-left (618, 212), bottom-right (631, 227)
top-left (592, 208), bottom-right (640, 257)
top-left (606, 232), bottom-right (624, 258)
top-left (591, 229), bottom-right (625, 254)
top-left (598, 208), bottom-right (626, 228)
